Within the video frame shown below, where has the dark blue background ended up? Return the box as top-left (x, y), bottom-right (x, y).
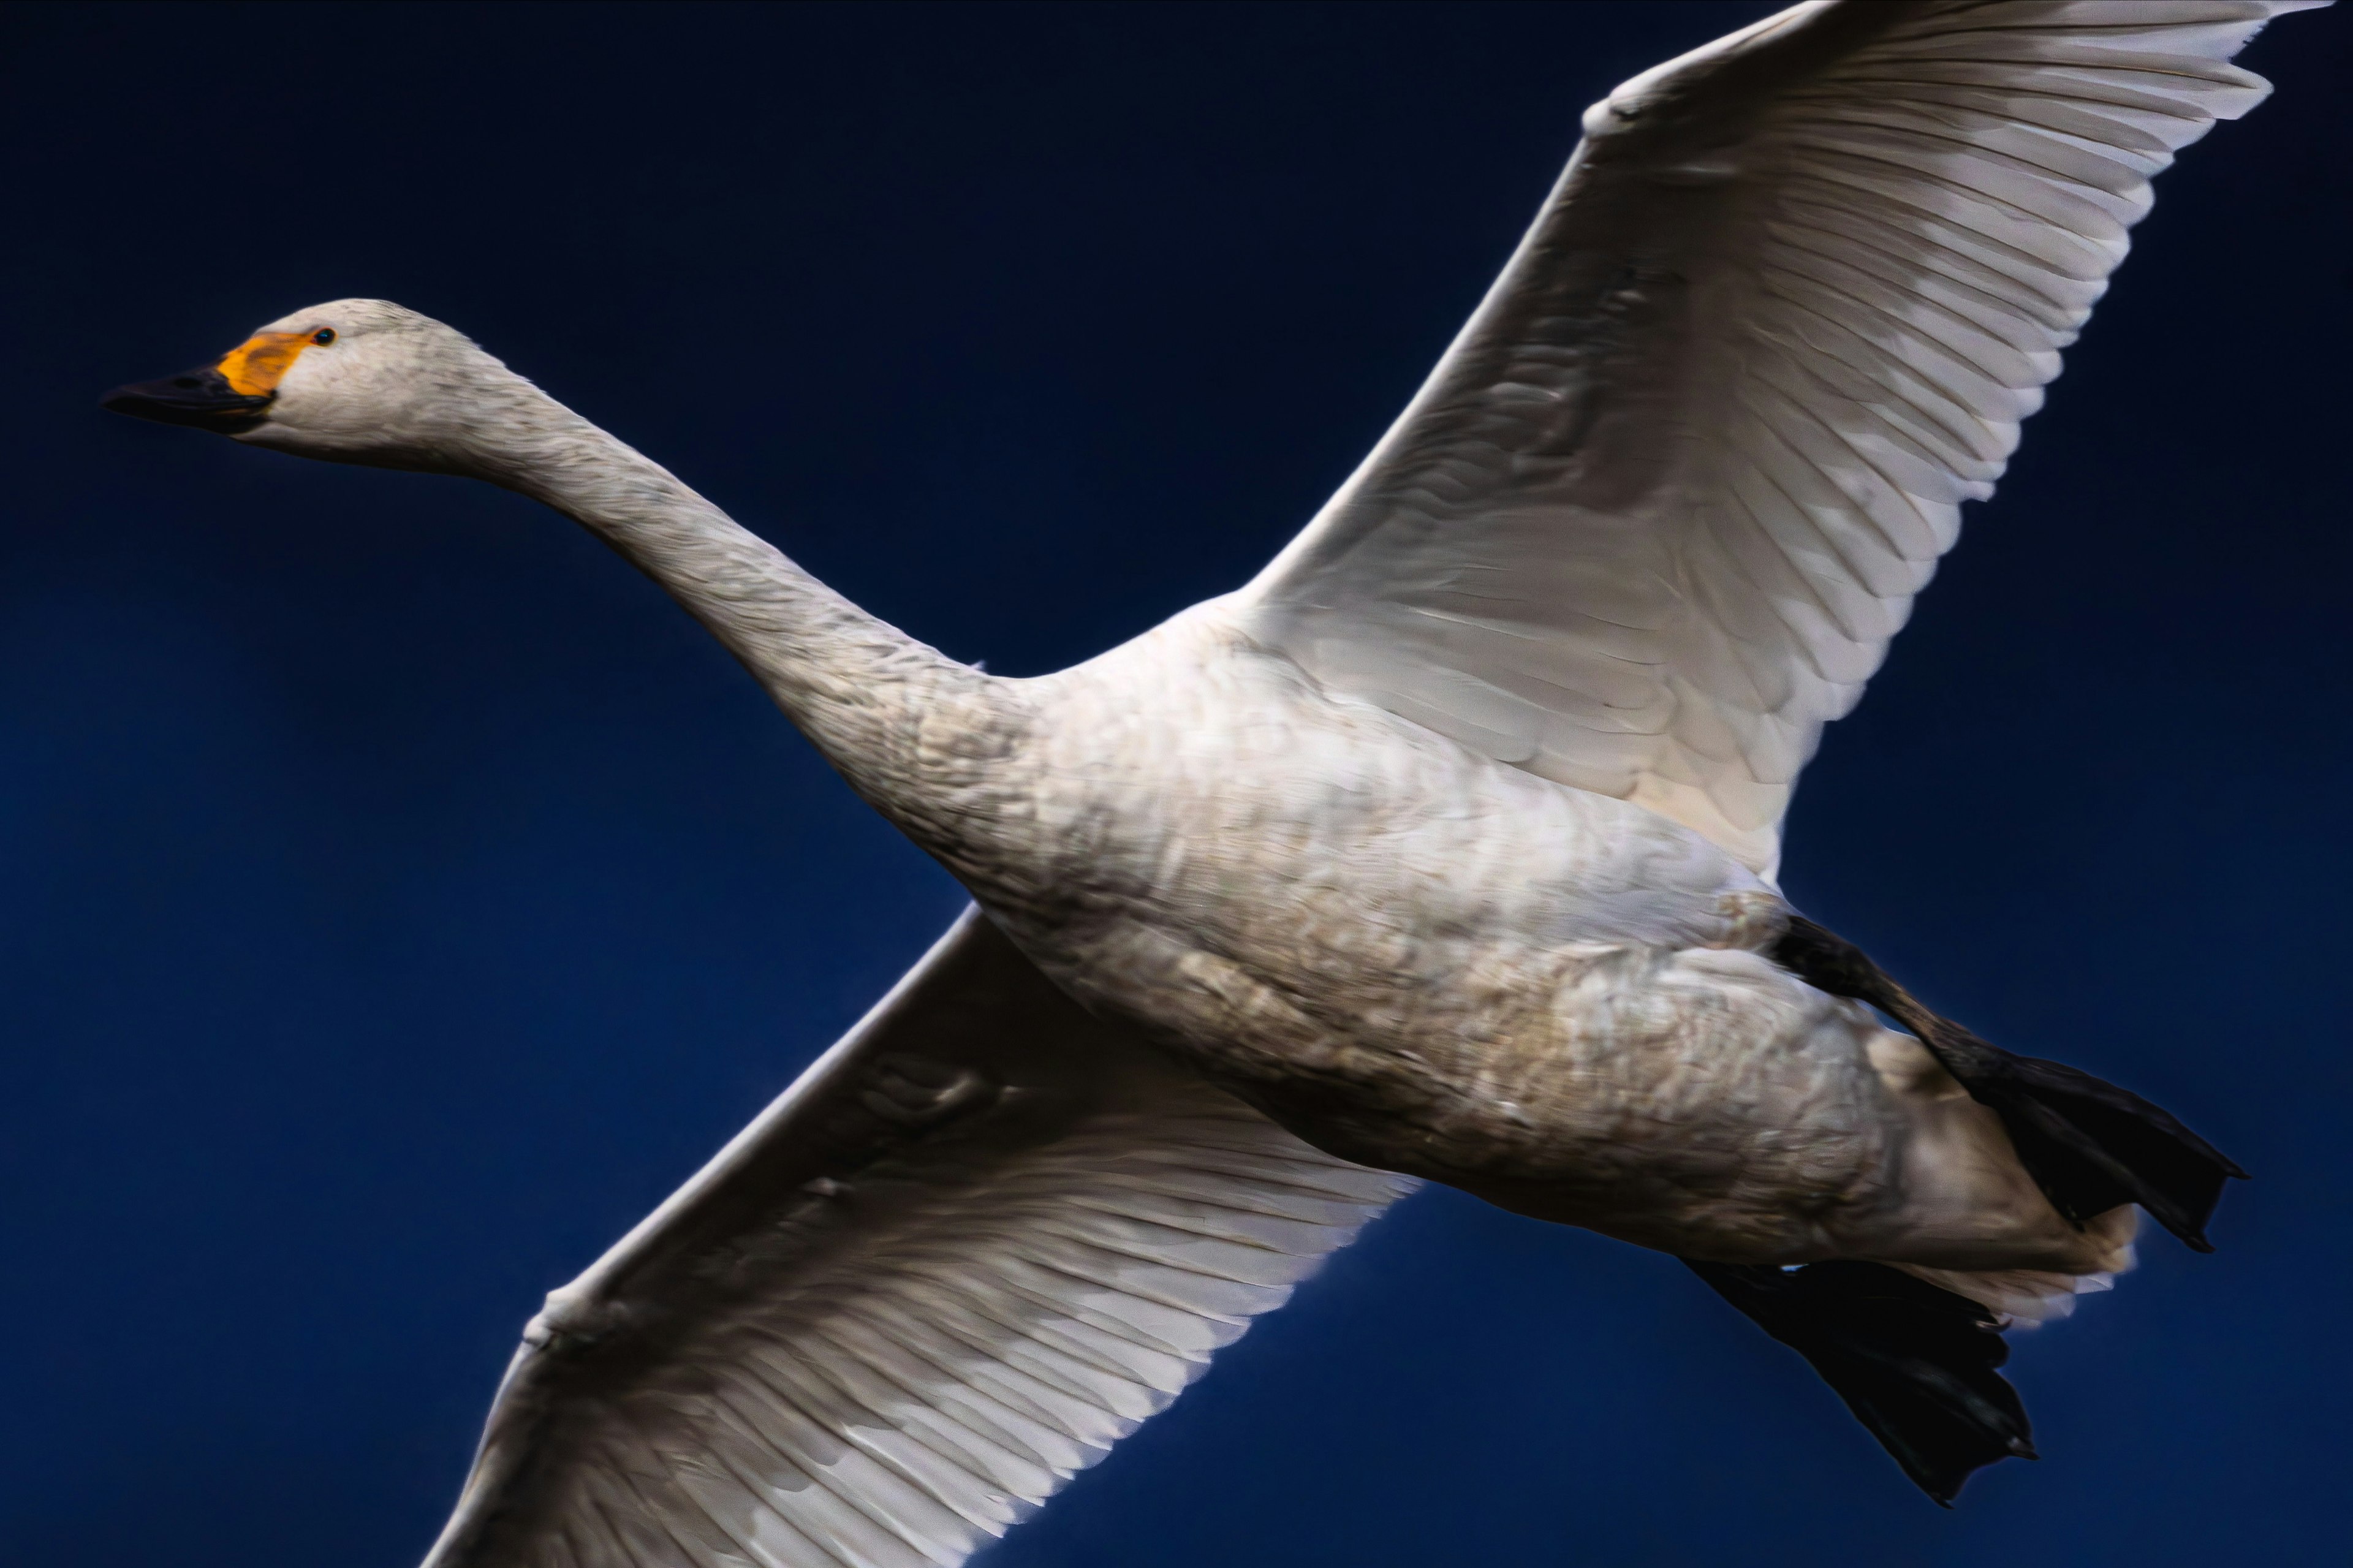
top-left (4, 3), bottom-right (2346, 1562)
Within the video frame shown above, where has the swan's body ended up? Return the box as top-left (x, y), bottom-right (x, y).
top-left (103, 0), bottom-right (2321, 1556)
top-left (941, 606), bottom-right (2083, 1271)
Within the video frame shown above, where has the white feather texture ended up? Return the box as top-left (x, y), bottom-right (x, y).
top-left (421, 912), bottom-right (1412, 1568)
top-left (1235, 0), bottom-right (2325, 879)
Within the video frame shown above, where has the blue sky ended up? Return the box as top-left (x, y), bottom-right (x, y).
top-left (4, 3), bottom-right (2347, 1562)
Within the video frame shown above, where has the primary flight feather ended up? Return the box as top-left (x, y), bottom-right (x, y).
top-left (1239, 0), bottom-right (2305, 878)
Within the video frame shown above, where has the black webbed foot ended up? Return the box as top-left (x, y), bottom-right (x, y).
top-left (1768, 915), bottom-right (2246, 1251)
top-left (1689, 1259), bottom-right (2032, 1505)
top-left (1938, 1048), bottom-right (2247, 1251)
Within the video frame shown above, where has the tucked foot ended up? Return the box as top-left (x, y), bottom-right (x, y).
top-left (1688, 1259), bottom-right (2033, 1505)
top-left (1938, 1048), bottom-right (2247, 1251)
top-left (1770, 915), bottom-right (2247, 1250)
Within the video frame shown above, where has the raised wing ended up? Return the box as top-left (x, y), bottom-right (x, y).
top-left (1230, 0), bottom-right (2321, 879)
top-left (422, 910), bottom-right (1414, 1568)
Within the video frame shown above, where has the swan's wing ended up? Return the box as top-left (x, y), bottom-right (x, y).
top-left (420, 909), bottom-right (1414, 1568)
top-left (1229, 0), bottom-right (2321, 879)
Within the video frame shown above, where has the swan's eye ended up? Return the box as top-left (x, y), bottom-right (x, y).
top-left (312, 328), bottom-right (337, 346)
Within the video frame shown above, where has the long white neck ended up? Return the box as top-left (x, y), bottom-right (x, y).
top-left (458, 392), bottom-right (1029, 855)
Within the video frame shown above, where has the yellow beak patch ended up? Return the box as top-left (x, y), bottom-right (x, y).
top-left (216, 331), bottom-right (316, 397)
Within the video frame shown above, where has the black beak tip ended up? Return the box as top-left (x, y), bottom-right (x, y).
top-left (100, 367), bottom-right (271, 431)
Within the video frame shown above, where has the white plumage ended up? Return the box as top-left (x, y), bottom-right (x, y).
top-left (100, 0), bottom-right (2322, 1558)
top-left (426, 912), bottom-right (1409, 1568)
top-left (1240, 0), bottom-right (2308, 877)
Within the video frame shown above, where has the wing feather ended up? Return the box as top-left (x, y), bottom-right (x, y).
top-left (1232, 0), bottom-right (2322, 876)
top-left (418, 911), bottom-right (1413, 1568)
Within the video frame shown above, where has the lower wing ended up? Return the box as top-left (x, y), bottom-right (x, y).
top-left (419, 908), bottom-right (1417, 1568)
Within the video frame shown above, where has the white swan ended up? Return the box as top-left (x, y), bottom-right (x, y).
top-left (104, 0), bottom-right (2320, 1555)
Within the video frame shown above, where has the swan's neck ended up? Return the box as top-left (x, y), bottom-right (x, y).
top-left (468, 398), bottom-right (1024, 849)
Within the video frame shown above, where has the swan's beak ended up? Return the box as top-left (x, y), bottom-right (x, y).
top-left (101, 366), bottom-right (273, 431)
top-left (102, 330), bottom-right (313, 433)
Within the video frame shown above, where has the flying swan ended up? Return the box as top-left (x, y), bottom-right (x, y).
top-left (105, 0), bottom-right (2322, 1556)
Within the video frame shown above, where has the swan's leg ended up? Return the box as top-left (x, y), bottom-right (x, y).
top-left (1687, 1259), bottom-right (2032, 1505)
top-left (1768, 916), bottom-right (2246, 1251)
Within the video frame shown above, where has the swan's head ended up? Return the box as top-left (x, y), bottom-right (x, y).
top-left (102, 298), bottom-right (534, 474)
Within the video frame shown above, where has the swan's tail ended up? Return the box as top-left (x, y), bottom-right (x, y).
top-left (1769, 915), bottom-right (2248, 1249)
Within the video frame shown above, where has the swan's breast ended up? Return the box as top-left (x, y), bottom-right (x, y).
top-left (914, 613), bottom-right (1902, 1246)
top-left (1009, 605), bottom-right (1770, 955)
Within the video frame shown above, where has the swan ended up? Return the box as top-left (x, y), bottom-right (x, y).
top-left (101, 0), bottom-right (2322, 1556)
